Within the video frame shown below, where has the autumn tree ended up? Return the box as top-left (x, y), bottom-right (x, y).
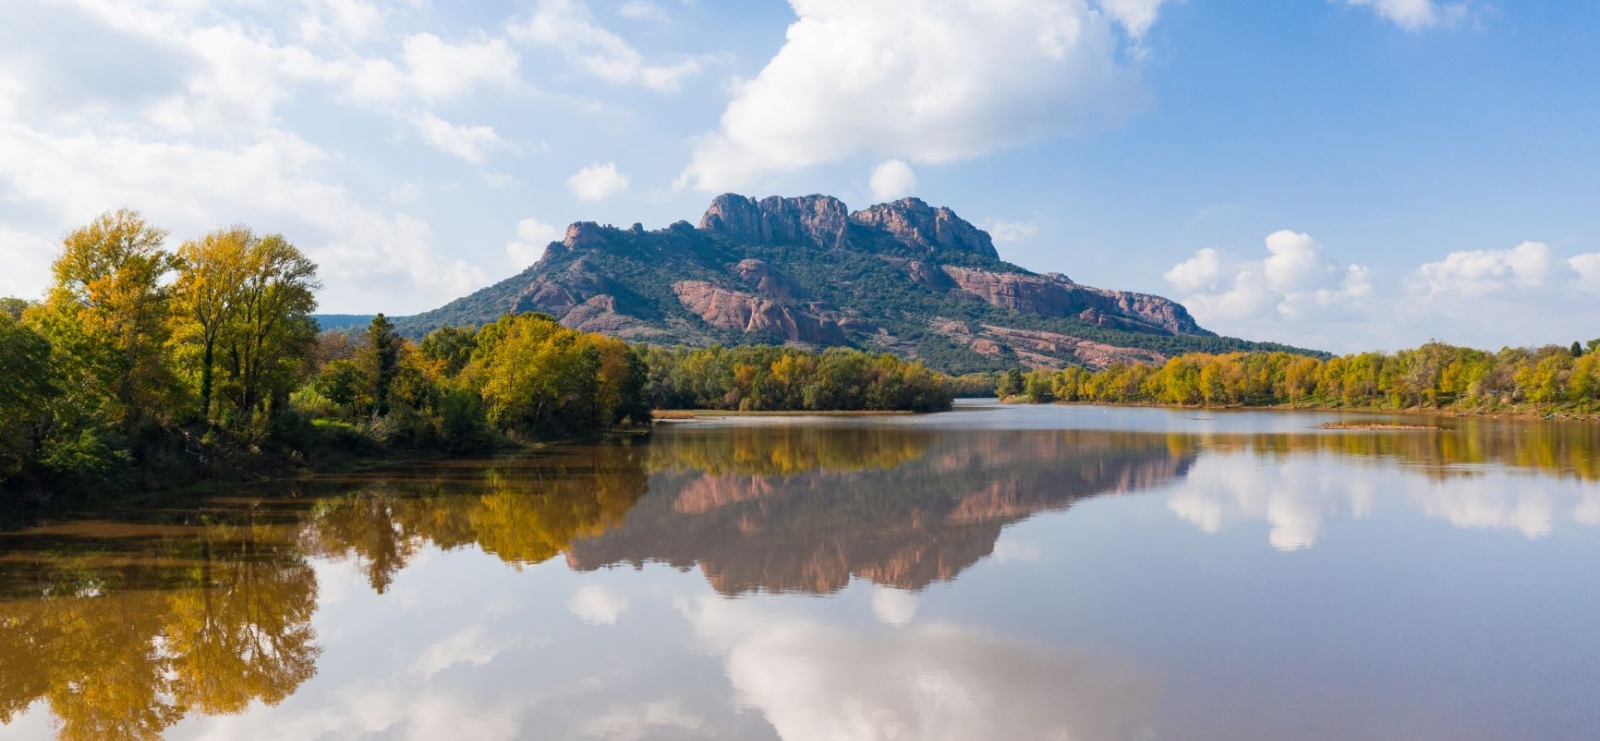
top-left (170, 226), bottom-right (249, 423)
top-left (216, 233), bottom-right (320, 428)
top-left (37, 209), bottom-right (178, 435)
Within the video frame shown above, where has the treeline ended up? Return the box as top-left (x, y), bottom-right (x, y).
top-left (1, 210), bottom-right (958, 495)
top-left (0, 210), bottom-right (653, 494)
top-left (639, 345), bottom-right (953, 412)
top-left (997, 341), bottom-right (1600, 413)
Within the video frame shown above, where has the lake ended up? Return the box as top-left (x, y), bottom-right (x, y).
top-left (2, 401), bottom-right (1598, 741)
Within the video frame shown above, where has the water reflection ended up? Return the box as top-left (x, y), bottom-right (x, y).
top-left (0, 408), bottom-right (1596, 740)
top-left (0, 518), bottom-right (317, 741)
top-left (569, 427), bottom-right (1191, 594)
top-left (685, 596), bottom-right (1158, 741)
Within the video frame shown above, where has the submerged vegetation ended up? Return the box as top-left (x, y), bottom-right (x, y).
top-left (0, 211), bottom-right (954, 497)
top-left (995, 342), bottom-right (1600, 415)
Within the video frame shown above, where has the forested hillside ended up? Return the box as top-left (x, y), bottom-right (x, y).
top-left (397, 194), bottom-right (1317, 374)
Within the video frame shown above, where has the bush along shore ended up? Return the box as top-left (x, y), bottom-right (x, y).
top-left (0, 210), bottom-right (954, 501)
top-left (990, 343), bottom-right (1600, 419)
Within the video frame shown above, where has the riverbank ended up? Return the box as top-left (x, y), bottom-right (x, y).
top-left (653, 409), bottom-right (918, 420)
top-left (996, 397), bottom-right (1600, 423)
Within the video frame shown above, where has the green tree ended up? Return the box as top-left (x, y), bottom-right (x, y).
top-left (0, 314), bottom-right (56, 484)
top-left (217, 234), bottom-right (320, 428)
top-left (170, 227), bottom-right (249, 423)
top-left (367, 314), bottom-right (402, 417)
top-left (1572, 341), bottom-right (1584, 358)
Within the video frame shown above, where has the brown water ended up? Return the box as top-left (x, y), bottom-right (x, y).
top-left (2, 401), bottom-right (1598, 741)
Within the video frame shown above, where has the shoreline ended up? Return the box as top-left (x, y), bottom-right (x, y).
top-left (995, 398), bottom-right (1599, 423)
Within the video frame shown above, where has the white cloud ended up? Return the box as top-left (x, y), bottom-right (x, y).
top-left (1166, 231), bottom-right (1376, 342)
top-left (509, 0), bottom-right (705, 92)
top-left (617, 1), bottom-right (671, 23)
top-left (1097, 0), bottom-right (1175, 37)
top-left (566, 162), bottom-right (631, 201)
top-left (985, 219), bottom-right (1040, 245)
top-left (1338, 0), bottom-right (1469, 32)
top-left (346, 32), bottom-right (523, 104)
top-left (507, 217), bottom-right (563, 266)
top-left (677, 0), bottom-right (1148, 192)
top-left (1163, 246), bottom-right (1221, 294)
top-left (868, 159), bottom-right (917, 201)
top-left (0, 229), bottom-right (57, 301)
top-left (408, 111), bottom-right (516, 164)
top-left (567, 585), bottom-right (630, 625)
top-left (1414, 241), bottom-right (1555, 295)
top-left (1569, 253), bottom-right (1600, 292)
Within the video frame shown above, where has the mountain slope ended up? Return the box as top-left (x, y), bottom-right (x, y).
top-left (397, 194), bottom-right (1315, 373)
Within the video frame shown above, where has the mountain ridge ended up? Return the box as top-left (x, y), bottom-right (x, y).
top-left (395, 194), bottom-right (1317, 373)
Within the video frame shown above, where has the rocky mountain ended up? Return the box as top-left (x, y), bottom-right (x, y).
top-left (398, 194), bottom-right (1310, 373)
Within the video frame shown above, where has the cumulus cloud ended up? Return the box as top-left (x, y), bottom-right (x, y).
top-left (567, 585), bottom-right (630, 625)
top-left (509, 0), bottom-right (705, 92)
top-left (1414, 241), bottom-right (1556, 295)
top-left (985, 219), bottom-right (1040, 244)
top-left (677, 0), bottom-right (1149, 192)
top-left (346, 32), bottom-right (523, 104)
top-left (1166, 232), bottom-right (1600, 350)
top-left (868, 159), bottom-right (917, 201)
top-left (1169, 230), bottom-right (1372, 325)
top-left (566, 162), bottom-right (632, 201)
top-left (410, 625), bottom-right (508, 679)
top-left (1338, 0), bottom-right (1469, 32)
top-left (507, 217), bottom-right (563, 266)
top-left (409, 111), bottom-right (516, 164)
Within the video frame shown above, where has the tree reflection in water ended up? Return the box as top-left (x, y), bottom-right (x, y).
top-left (1, 415), bottom-right (1597, 739)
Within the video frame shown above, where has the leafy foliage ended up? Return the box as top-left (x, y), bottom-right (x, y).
top-left (1000, 341), bottom-right (1600, 413)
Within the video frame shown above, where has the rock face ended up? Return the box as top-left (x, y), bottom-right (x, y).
top-left (396, 193), bottom-right (1290, 372)
top-left (850, 198), bottom-right (1000, 259)
top-left (699, 194), bottom-right (850, 249)
top-left (673, 281), bottom-right (847, 344)
top-left (940, 266), bottom-right (1208, 335)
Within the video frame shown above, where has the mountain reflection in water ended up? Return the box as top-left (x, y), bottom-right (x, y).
top-left (0, 407), bottom-right (1597, 741)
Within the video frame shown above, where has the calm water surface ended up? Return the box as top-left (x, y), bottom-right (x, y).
top-left (2, 401), bottom-right (1599, 740)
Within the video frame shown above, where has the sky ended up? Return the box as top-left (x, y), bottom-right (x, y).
top-left (0, 0), bottom-right (1596, 352)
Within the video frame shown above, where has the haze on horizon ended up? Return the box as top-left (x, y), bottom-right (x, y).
top-left (0, 0), bottom-right (1595, 353)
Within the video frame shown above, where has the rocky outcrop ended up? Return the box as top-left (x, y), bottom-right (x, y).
top-left (940, 266), bottom-right (1207, 335)
top-left (931, 320), bottom-right (1167, 369)
top-left (699, 194), bottom-right (850, 249)
top-left (674, 281), bottom-right (847, 345)
top-left (732, 259), bottom-right (804, 301)
top-left (850, 198), bottom-right (1000, 259)
top-left (558, 294), bottom-right (663, 339)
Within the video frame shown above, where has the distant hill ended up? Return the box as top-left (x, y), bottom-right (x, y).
top-left (396, 194), bottom-right (1317, 373)
top-left (312, 314), bottom-right (376, 332)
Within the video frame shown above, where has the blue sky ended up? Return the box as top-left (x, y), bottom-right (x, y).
top-left (1, 0), bottom-right (1596, 351)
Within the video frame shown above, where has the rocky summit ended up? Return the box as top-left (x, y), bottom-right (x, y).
top-left (398, 194), bottom-right (1304, 373)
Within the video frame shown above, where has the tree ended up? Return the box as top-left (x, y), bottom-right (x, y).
top-left (419, 325), bottom-right (477, 377)
top-left (996, 368), bottom-right (1023, 399)
top-left (0, 314), bottom-right (55, 483)
top-left (39, 209), bottom-right (178, 435)
top-left (170, 227), bottom-right (249, 423)
top-left (1572, 341), bottom-right (1584, 358)
top-left (217, 234), bottom-right (320, 428)
top-left (367, 314), bottom-right (402, 417)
